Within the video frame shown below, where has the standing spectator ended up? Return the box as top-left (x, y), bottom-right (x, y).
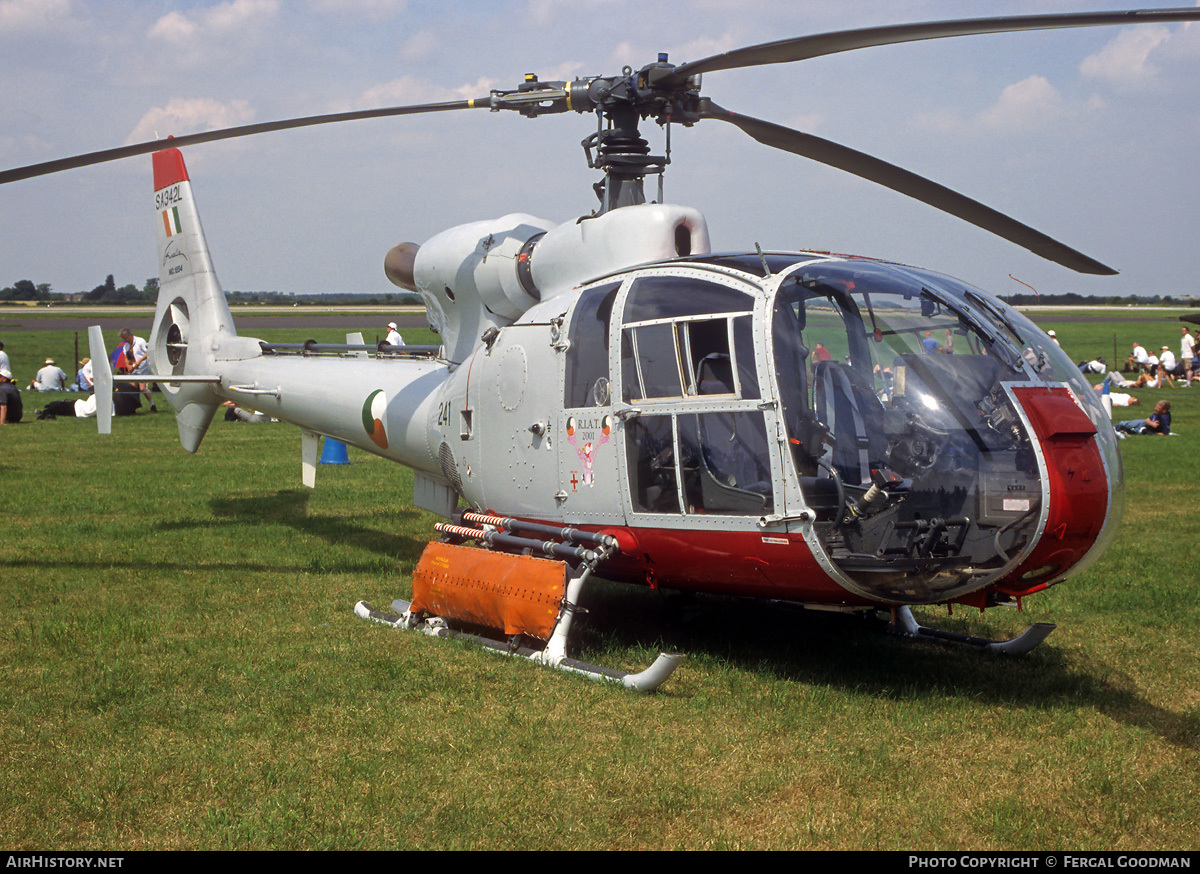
top-left (1181, 327), bottom-right (1195, 385)
top-left (0, 341), bottom-right (9, 375)
top-left (29, 358), bottom-right (67, 391)
top-left (119, 328), bottom-right (156, 411)
top-left (385, 321), bottom-right (405, 346)
top-left (0, 367), bottom-right (22, 424)
top-left (1047, 329), bottom-right (1060, 345)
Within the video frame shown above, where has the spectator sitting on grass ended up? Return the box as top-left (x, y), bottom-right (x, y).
top-left (1125, 341), bottom-right (1149, 373)
top-left (69, 358), bottom-right (94, 393)
top-left (222, 400), bottom-right (276, 423)
top-left (0, 367), bottom-right (22, 424)
top-left (1135, 363), bottom-right (1175, 390)
top-left (37, 395), bottom-right (98, 419)
top-left (1092, 384), bottom-right (1140, 406)
top-left (29, 358), bottom-right (67, 391)
top-left (1115, 400), bottom-right (1171, 436)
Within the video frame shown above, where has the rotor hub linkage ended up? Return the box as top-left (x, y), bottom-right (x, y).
top-left (492, 61), bottom-right (694, 212)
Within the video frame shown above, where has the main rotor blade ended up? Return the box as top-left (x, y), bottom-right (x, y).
top-left (0, 97), bottom-right (491, 186)
top-left (699, 100), bottom-right (1116, 275)
top-left (672, 8), bottom-right (1200, 80)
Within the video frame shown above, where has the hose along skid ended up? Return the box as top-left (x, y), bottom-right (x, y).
top-left (355, 511), bottom-right (683, 692)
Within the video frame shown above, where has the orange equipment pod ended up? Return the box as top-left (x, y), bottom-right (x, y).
top-left (409, 541), bottom-right (567, 641)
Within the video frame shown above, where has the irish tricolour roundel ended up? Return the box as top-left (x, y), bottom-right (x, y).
top-left (362, 390), bottom-right (388, 449)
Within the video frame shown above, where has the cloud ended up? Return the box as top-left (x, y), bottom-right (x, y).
top-left (142, 0), bottom-right (282, 71)
top-left (0, 132), bottom-right (54, 160)
top-left (976, 75), bottom-right (1065, 131)
top-left (912, 75), bottom-right (1068, 137)
top-left (521, 0), bottom-right (564, 27)
top-left (147, 0), bottom-right (281, 44)
top-left (126, 97), bottom-right (255, 144)
top-left (147, 11), bottom-right (197, 42)
top-left (346, 75), bottom-right (464, 110)
top-left (1079, 25), bottom-right (1172, 89)
top-left (0, 0), bottom-right (72, 31)
top-left (398, 28), bottom-right (438, 62)
top-left (307, 0), bottom-right (407, 16)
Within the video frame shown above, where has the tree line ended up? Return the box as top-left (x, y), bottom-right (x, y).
top-left (999, 292), bottom-right (1200, 307)
top-left (1, 276), bottom-right (421, 306)
top-left (0, 275), bottom-right (159, 303)
top-left (22, 275), bottom-right (1192, 308)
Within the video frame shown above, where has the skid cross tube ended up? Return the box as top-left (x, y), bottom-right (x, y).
top-left (457, 511), bottom-right (620, 551)
top-left (434, 522), bottom-right (599, 564)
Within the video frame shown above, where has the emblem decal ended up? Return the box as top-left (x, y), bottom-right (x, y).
top-left (566, 414), bottom-right (612, 487)
top-left (362, 390), bottom-right (388, 449)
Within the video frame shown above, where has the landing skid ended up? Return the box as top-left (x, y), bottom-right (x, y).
top-left (355, 599), bottom-right (683, 693)
top-left (887, 605), bottom-right (1056, 655)
top-left (356, 511), bottom-right (682, 692)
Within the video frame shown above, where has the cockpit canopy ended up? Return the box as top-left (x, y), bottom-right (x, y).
top-left (767, 257), bottom-right (1119, 602)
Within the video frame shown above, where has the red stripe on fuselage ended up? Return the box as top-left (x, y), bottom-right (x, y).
top-left (152, 148), bottom-right (189, 191)
top-left (582, 524), bottom-right (864, 604)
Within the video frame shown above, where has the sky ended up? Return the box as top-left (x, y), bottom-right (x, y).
top-left (2, 0), bottom-right (1198, 300)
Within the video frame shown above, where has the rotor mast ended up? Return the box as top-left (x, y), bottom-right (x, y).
top-left (491, 56), bottom-right (697, 214)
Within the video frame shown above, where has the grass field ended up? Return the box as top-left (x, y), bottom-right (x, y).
top-left (1, 310), bottom-right (1198, 850)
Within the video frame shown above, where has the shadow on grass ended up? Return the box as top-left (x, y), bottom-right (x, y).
top-left (578, 583), bottom-right (1199, 750)
top-left (187, 488), bottom-right (431, 566)
top-left (0, 557), bottom-right (319, 575)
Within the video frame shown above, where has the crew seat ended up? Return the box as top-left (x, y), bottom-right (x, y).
top-left (812, 361), bottom-right (889, 486)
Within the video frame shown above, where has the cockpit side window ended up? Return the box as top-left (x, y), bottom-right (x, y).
top-left (564, 282), bottom-right (620, 408)
top-left (620, 275), bottom-right (755, 403)
top-left (623, 275), bottom-right (753, 322)
top-left (678, 412), bottom-right (774, 514)
top-left (623, 322), bottom-right (682, 400)
top-left (625, 415), bottom-right (681, 514)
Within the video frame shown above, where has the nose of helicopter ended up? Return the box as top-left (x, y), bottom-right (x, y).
top-left (987, 384), bottom-right (1118, 598)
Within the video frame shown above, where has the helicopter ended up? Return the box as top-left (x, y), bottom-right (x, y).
top-left (6, 8), bottom-right (1197, 691)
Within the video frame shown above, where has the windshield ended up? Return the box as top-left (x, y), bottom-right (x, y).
top-left (770, 259), bottom-right (1114, 603)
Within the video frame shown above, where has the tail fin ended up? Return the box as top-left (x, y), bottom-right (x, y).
top-left (147, 148), bottom-right (232, 452)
